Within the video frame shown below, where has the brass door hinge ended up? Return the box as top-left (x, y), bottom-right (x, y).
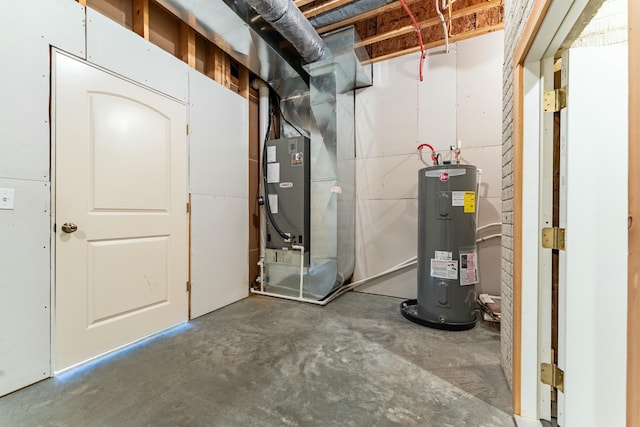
top-left (544, 88), bottom-right (567, 112)
top-left (186, 124), bottom-right (190, 135)
top-left (186, 281), bottom-right (191, 292)
top-left (542, 227), bottom-right (565, 250)
top-left (541, 363), bottom-right (564, 392)
top-left (186, 202), bottom-right (191, 214)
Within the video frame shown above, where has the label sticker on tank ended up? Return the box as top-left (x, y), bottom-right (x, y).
top-left (464, 191), bottom-right (476, 213)
top-left (430, 259), bottom-right (458, 280)
top-left (452, 191), bottom-right (465, 206)
top-left (460, 251), bottom-right (479, 286)
top-left (435, 250), bottom-right (452, 261)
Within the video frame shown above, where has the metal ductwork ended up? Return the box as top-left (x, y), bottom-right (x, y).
top-left (156, 0), bottom-right (372, 304)
top-left (244, 0), bottom-right (327, 63)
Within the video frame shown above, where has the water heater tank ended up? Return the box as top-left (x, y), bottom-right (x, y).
top-left (401, 164), bottom-right (479, 330)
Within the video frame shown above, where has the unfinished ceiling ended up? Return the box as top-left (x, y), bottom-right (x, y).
top-left (301, 0), bottom-right (504, 63)
top-left (83, 0), bottom-right (503, 93)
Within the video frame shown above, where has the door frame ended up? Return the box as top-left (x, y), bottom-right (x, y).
top-left (512, 0), bottom-right (637, 424)
top-left (627, 0), bottom-right (640, 424)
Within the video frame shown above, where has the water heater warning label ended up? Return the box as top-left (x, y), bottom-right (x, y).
top-left (464, 192), bottom-right (476, 213)
top-left (430, 259), bottom-right (458, 280)
top-left (460, 251), bottom-right (479, 286)
top-left (452, 191), bottom-right (465, 206)
top-left (452, 191), bottom-right (476, 213)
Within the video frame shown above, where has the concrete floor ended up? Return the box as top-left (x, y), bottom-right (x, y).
top-left (0, 292), bottom-right (513, 427)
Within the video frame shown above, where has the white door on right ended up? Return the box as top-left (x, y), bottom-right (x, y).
top-left (557, 45), bottom-right (628, 426)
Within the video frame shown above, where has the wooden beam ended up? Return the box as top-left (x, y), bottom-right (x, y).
top-left (294, 0), bottom-right (316, 8)
top-left (357, 0), bottom-right (502, 48)
top-left (316, 0), bottom-right (423, 35)
top-left (76, 0), bottom-right (87, 6)
top-left (133, 0), bottom-right (150, 40)
top-left (512, 63), bottom-right (523, 417)
top-left (362, 23), bottom-right (504, 65)
top-left (205, 44), bottom-right (217, 81)
top-left (206, 45), bottom-right (231, 88)
top-left (628, 0), bottom-right (640, 425)
top-left (238, 65), bottom-right (250, 100)
top-left (302, 0), bottom-right (355, 19)
top-left (179, 22), bottom-right (196, 68)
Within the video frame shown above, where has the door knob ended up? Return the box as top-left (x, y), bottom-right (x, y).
top-left (61, 223), bottom-right (78, 233)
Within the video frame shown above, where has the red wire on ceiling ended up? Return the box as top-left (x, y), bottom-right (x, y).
top-left (398, 0), bottom-right (426, 81)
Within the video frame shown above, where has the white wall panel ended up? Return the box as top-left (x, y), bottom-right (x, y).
top-left (418, 47), bottom-right (458, 149)
top-left (0, 179), bottom-right (51, 396)
top-left (355, 32), bottom-right (504, 298)
top-left (478, 197), bottom-right (502, 226)
top-left (356, 48), bottom-right (457, 159)
top-left (189, 70), bottom-right (248, 198)
top-left (355, 154), bottom-right (423, 200)
top-left (459, 146), bottom-right (503, 198)
top-left (0, 0), bottom-right (85, 181)
top-left (356, 268), bottom-right (417, 299)
top-left (0, 0), bottom-right (85, 397)
top-left (86, 8), bottom-right (189, 103)
top-left (456, 31), bottom-right (504, 149)
top-left (190, 195), bottom-right (248, 318)
top-left (354, 198), bottom-right (418, 297)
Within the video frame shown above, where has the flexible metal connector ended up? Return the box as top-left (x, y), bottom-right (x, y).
top-left (245, 0), bottom-right (327, 63)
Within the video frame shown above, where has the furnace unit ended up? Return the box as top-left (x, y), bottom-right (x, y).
top-left (263, 136), bottom-right (311, 265)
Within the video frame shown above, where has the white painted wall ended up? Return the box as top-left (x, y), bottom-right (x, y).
top-left (0, 1), bottom-right (249, 396)
top-left (355, 31), bottom-right (504, 298)
top-left (0, 0), bottom-right (85, 397)
top-left (189, 70), bottom-right (249, 319)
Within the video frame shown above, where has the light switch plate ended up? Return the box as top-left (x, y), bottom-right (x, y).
top-left (0, 188), bottom-right (15, 210)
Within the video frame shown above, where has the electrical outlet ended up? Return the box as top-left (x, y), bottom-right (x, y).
top-left (0, 188), bottom-right (15, 210)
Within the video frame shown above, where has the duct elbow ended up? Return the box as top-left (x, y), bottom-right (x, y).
top-left (246, 0), bottom-right (328, 64)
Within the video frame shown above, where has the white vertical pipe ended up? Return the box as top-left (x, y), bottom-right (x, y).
top-left (253, 79), bottom-right (270, 291)
top-left (292, 245), bottom-right (305, 299)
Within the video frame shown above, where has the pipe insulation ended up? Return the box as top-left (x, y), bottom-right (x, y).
top-left (245, 0), bottom-right (327, 63)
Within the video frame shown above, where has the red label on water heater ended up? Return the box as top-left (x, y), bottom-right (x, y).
top-left (439, 172), bottom-right (449, 182)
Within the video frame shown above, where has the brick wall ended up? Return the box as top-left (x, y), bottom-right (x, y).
top-left (501, 0), bottom-right (535, 389)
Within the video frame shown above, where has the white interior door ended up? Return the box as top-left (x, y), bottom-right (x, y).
top-left (557, 45), bottom-right (628, 427)
top-left (54, 52), bottom-right (189, 372)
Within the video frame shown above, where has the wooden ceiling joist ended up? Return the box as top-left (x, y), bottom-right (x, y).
top-left (363, 22), bottom-right (504, 65)
top-left (357, 0), bottom-right (502, 48)
top-left (294, 0), bottom-right (317, 9)
top-left (303, 0), bottom-right (356, 19)
top-left (315, 0), bottom-right (423, 34)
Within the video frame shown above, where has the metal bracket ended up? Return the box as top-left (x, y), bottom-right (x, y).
top-left (542, 227), bottom-right (565, 250)
top-left (541, 362), bottom-right (565, 392)
top-left (544, 88), bottom-right (567, 112)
